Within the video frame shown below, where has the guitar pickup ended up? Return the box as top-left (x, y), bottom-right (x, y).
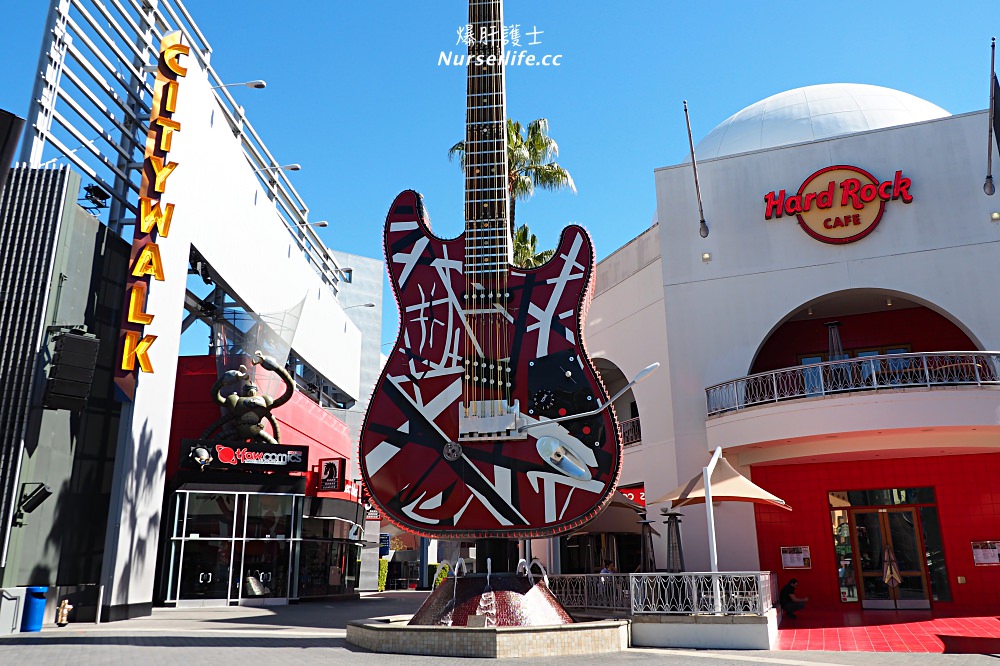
top-left (458, 400), bottom-right (527, 441)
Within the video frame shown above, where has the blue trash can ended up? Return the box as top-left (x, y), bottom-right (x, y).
top-left (20, 586), bottom-right (47, 632)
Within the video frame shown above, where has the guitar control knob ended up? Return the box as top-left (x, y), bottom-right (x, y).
top-left (532, 390), bottom-right (556, 411)
top-left (443, 442), bottom-right (462, 462)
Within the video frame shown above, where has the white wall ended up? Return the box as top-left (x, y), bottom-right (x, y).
top-left (652, 110), bottom-right (1000, 572)
top-left (101, 40), bottom-right (363, 614)
top-left (169, 63), bottom-right (361, 398)
top-left (587, 226), bottom-right (681, 569)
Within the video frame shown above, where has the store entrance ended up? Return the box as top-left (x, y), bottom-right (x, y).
top-left (851, 508), bottom-right (929, 610)
top-left (164, 490), bottom-right (301, 607)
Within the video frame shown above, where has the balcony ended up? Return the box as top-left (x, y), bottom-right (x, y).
top-left (621, 417), bottom-right (642, 446)
top-left (706, 351), bottom-right (1000, 417)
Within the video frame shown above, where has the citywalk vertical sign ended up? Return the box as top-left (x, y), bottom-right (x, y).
top-left (114, 32), bottom-right (188, 400)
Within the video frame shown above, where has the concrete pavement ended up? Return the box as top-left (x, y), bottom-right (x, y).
top-left (0, 591), bottom-right (995, 664)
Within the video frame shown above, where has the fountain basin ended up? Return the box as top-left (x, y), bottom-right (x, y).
top-left (347, 614), bottom-right (630, 658)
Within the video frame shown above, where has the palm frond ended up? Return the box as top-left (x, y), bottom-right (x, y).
top-left (447, 140), bottom-right (466, 170)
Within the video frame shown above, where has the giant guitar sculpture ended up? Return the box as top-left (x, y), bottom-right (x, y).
top-left (360, 0), bottom-right (621, 540)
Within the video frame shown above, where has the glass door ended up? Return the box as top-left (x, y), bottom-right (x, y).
top-left (240, 540), bottom-right (290, 605)
top-left (177, 540), bottom-right (237, 607)
top-left (851, 508), bottom-right (930, 610)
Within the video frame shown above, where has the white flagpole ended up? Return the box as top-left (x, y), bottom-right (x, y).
top-left (684, 101), bottom-right (710, 237)
top-left (987, 37), bottom-right (996, 196)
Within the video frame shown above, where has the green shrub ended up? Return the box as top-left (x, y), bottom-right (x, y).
top-left (378, 558), bottom-right (388, 592)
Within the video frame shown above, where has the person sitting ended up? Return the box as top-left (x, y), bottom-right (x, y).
top-left (599, 560), bottom-right (617, 574)
top-left (779, 578), bottom-right (809, 618)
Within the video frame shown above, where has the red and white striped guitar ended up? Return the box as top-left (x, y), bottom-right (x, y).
top-left (360, 0), bottom-right (622, 539)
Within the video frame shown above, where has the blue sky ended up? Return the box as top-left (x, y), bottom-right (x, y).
top-left (1, 1), bottom-right (996, 348)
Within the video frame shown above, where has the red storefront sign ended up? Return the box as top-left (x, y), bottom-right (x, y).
top-left (764, 165), bottom-right (913, 244)
top-left (619, 482), bottom-right (645, 507)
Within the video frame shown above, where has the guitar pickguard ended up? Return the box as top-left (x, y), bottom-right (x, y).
top-left (359, 191), bottom-right (621, 539)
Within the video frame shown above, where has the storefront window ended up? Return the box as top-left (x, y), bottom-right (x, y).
top-left (919, 506), bottom-right (951, 601)
top-left (301, 517), bottom-right (353, 540)
top-left (839, 487), bottom-right (936, 507)
top-left (830, 508), bottom-right (858, 602)
top-left (246, 494), bottom-right (294, 538)
top-left (297, 541), bottom-right (360, 597)
top-left (185, 493), bottom-right (238, 538)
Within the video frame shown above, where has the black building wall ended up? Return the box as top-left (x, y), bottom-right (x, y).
top-left (0, 166), bottom-right (128, 619)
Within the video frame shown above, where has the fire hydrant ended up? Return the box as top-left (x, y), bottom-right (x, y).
top-left (56, 599), bottom-right (72, 626)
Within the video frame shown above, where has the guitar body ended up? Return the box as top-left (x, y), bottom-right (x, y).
top-left (360, 191), bottom-right (621, 539)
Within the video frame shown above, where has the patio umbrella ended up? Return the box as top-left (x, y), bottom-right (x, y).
top-left (569, 492), bottom-right (660, 536)
top-left (651, 456), bottom-right (792, 511)
top-left (650, 448), bottom-right (791, 579)
top-left (883, 544), bottom-right (902, 588)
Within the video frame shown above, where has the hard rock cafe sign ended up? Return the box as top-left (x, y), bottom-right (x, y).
top-left (764, 165), bottom-right (913, 244)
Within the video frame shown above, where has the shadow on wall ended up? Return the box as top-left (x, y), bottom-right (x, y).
top-left (109, 421), bottom-right (163, 607)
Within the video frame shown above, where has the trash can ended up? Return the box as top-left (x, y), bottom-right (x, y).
top-left (20, 586), bottom-right (47, 632)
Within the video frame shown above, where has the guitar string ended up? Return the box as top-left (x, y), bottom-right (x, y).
top-left (499, 0), bottom-right (510, 421)
top-left (465, 0), bottom-right (476, 419)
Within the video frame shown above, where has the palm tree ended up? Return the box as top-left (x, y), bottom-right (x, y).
top-left (512, 223), bottom-right (555, 268)
top-left (448, 118), bottom-right (576, 239)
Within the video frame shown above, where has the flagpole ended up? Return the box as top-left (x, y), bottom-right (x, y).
top-left (684, 101), bottom-right (710, 237)
top-left (987, 37), bottom-right (996, 196)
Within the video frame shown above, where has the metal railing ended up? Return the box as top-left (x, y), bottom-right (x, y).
top-left (621, 417), bottom-right (642, 446)
top-left (548, 572), bottom-right (774, 616)
top-left (22, 0), bottom-right (349, 295)
top-left (706, 351), bottom-right (1000, 416)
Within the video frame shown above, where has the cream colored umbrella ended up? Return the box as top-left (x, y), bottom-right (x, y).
top-left (652, 456), bottom-right (792, 511)
top-left (650, 448), bottom-right (791, 580)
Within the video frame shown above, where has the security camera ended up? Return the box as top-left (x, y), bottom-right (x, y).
top-left (19, 484), bottom-right (53, 514)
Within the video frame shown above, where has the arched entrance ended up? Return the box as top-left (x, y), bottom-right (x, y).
top-left (593, 357), bottom-right (641, 446)
top-left (750, 290), bottom-right (979, 375)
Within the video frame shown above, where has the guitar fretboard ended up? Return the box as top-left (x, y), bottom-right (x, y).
top-left (463, 0), bottom-right (511, 278)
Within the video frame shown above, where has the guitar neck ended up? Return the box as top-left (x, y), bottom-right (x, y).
top-left (464, 0), bottom-right (511, 277)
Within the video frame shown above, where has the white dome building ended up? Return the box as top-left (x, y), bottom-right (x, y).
top-left (694, 83), bottom-right (950, 159)
top-left (569, 80), bottom-right (1000, 625)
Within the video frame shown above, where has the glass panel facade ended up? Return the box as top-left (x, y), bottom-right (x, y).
top-left (830, 487), bottom-right (936, 507)
top-left (246, 494), bottom-right (294, 539)
top-left (887, 511), bottom-right (922, 571)
top-left (919, 506), bottom-right (952, 601)
top-left (185, 493), bottom-right (238, 538)
top-left (854, 511), bottom-right (884, 574)
top-left (830, 508), bottom-right (858, 602)
top-left (828, 491), bottom-right (942, 609)
top-left (241, 540), bottom-right (290, 599)
top-left (179, 539), bottom-right (234, 601)
top-left (165, 491), bottom-right (360, 604)
top-left (298, 541), bottom-right (361, 597)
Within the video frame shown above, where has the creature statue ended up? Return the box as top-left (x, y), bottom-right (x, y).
top-left (200, 350), bottom-right (295, 444)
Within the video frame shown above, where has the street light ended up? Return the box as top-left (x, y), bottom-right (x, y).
top-left (297, 220), bottom-right (328, 228)
top-left (212, 80), bottom-right (267, 90)
top-left (344, 302), bottom-right (376, 310)
top-left (254, 163), bottom-right (301, 174)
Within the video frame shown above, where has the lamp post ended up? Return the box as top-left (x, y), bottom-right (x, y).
top-left (254, 163), bottom-right (301, 174)
top-left (344, 302), bottom-right (375, 311)
top-left (212, 80), bottom-right (267, 90)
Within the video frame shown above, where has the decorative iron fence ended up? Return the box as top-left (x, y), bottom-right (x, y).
top-left (706, 351), bottom-right (1000, 417)
top-left (548, 572), bottom-right (774, 616)
top-left (621, 417), bottom-right (642, 446)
